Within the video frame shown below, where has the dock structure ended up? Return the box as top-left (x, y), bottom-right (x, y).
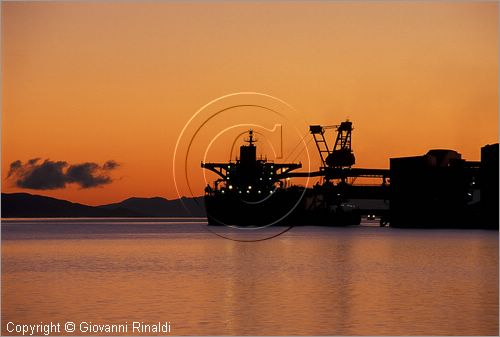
top-left (201, 121), bottom-right (499, 229)
top-left (480, 144), bottom-right (499, 229)
top-left (389, 149), bottom-right (482, 228)
top-left (285, 122), bottom-right (497, 228)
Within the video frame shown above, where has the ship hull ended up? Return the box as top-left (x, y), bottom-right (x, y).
top-left (204, 187), bottom-right (361, 227)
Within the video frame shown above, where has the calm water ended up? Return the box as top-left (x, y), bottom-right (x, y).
top-left (2, 218), bottom-right (498, 335)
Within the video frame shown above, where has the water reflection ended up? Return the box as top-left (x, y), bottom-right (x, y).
top-left (2, 220), bottom-right (498, 335)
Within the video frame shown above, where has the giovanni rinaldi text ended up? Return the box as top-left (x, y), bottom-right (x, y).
top-left (6, 321), bottom-right (172, 335)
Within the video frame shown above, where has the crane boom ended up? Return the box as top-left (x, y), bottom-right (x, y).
top-left (310, 120), bottom-right (356, 170)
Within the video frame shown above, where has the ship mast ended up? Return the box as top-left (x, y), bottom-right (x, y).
top-left (244, 129), bottom-right (257, 146)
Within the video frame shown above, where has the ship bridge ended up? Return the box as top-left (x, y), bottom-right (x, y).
top-left (201, 130), bottom-right (301, 194)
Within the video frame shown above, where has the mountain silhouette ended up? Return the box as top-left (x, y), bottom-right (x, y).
top-left (99, 196), bottom-right (206, 217)
top-left (1, 193), bottom-right (206, 218)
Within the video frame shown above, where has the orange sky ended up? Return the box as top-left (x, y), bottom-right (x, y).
top-left (2, 1), bottom-right (498, 205)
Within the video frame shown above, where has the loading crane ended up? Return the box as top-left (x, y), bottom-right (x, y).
top-left (310, 121), bottom-right (355, 169)
top-left (284, 120), bottom-right (389, 185)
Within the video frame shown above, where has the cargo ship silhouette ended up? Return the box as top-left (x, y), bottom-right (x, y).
top-left (201, 122), bottom-right (365, 227)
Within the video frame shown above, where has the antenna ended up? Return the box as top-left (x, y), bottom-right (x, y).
top-left (244, 129), bottom-right (257, 146)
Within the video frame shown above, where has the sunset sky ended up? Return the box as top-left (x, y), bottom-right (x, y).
top-left (2, 1), bottom-right (498, 205)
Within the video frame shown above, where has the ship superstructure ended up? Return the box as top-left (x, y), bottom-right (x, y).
top-left (202, 130), bottom-right (301, 199)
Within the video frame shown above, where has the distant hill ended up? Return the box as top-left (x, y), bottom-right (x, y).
top-left (99, 196), bottom-right (206, 217)
top-left (1, 193), bottom-right (206, 218)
